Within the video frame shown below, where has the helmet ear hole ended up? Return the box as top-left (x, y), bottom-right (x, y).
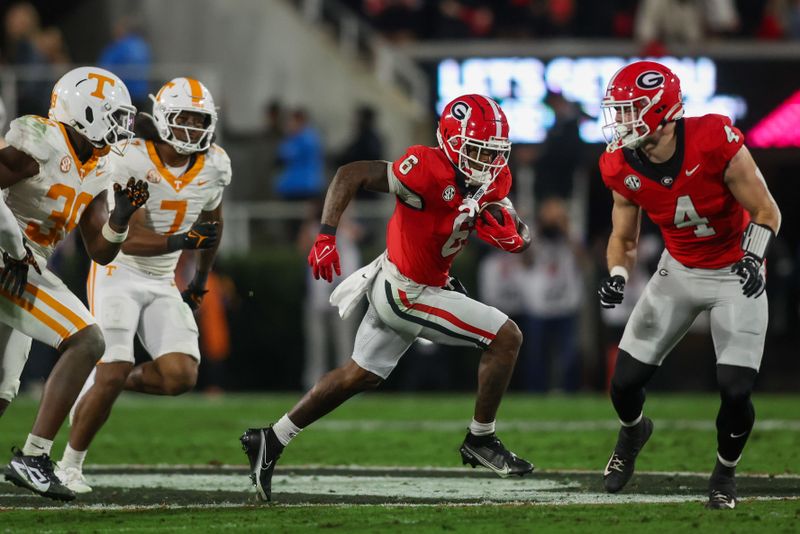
top-left (85, 106), bottom-right (94, 123)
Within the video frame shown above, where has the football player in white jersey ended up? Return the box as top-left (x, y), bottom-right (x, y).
top-left (0, 66), bottom-right (149, 501)
top-left (56, 77), bottom-right (230, 493)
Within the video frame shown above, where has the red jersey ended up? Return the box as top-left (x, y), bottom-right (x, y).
top-left (387, 145), bottom-right (511, 286)
top-left (600, 115), bottom-right (748, 269)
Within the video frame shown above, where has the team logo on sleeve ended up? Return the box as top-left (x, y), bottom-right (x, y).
top-left (442, 185), bottom-right (456, 201)
top-left (635, 71), bottom-right (665, 90)
top-left (60, 156), bottom-right (72, 173)
top-left (624, 174), bottom-right (641, 191)
top-left (146, 169), bottom-right (161, 184)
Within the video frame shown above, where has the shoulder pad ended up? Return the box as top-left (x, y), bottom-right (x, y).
top-left (207, 144), bottom-right (232, 186)
top-left (6, 116), bottom-right (56, 163)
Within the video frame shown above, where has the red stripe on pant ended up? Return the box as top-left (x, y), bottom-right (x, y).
top-left (397, 289), bottom-right (497, 341)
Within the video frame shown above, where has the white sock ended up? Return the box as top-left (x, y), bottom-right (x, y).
top-left (469, 419), bottom-right (495, 436)
top-left (22, 434), bottom-right (53, 456)
top-left (60, 444), bottom-right (88, 471)
top-left (272, 414), bottom-right (302, 446)
top-left (717, 452), bottom-right (740, 468)
top-left (620, 413), bottom-right (643, 427)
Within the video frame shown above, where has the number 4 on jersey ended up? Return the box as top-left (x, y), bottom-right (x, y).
top-left (674, 195), bottom-right (716, 237)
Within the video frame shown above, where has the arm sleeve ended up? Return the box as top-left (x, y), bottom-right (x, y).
top-left (702, 114), bottom-right (744, 173)
top-left (6, 117), bottom-right (51, 163)
top-left (203, 147), bottom-right (232, 211)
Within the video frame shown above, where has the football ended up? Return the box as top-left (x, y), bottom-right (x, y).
top-left (480, 201), bottom-right (512, 225)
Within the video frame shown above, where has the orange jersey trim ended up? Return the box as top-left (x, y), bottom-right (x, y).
top-left (145, 140), bottom-right (206, 192)
top-left (57, 123), bottom-right (101, 179)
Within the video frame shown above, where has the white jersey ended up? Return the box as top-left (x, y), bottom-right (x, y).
top-left (5, 115), bottom-right (113, 263)
top-left (107, 139), bottom-right (231, 276)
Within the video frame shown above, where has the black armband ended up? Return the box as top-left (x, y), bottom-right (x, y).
top-left (320, 224), bottom-right (337, 236)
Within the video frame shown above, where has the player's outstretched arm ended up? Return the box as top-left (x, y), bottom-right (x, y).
top-left (599, 191), bottom-right (641, 308)
top-left (181, 204), bottom-right (223, 311)
top-left (78, 179), bottom-right (150, 265)
top-left (724, 146), bottom-right (782, 298)
top-left (309, 160), bottom-right (390, 283)
top-left (120, 210), bottom-right (220, 257)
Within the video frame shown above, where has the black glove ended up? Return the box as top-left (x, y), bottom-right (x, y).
top-left (110, 178), bottom-right (150, 226)
top-left (731, 254), bottom-right (765, 298)
top-left (598, 275), bottom-right (626, 309)
top-left (1, 244), bottom-right (42, 297)
top-left (444, 276), bottom-right (468, 296)
top-left (167, 221), bottom-right (220, 251)
top-left (181, 271), bottom-right (209, 311)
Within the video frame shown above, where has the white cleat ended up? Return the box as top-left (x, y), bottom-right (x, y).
top-left (55, 463), bottom-right (92, 494)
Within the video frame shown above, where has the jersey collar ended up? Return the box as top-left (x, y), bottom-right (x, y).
top-left (58, 123), bottom-right (101, 180)
top-left (623, 119), bottom-right (685, 189)
top-left (145, 140), bottom-right (206, 192)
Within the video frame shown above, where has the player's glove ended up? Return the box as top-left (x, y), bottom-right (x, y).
top-left (444, 276), bottom-right (468, 296)
top-left (731, 254), bottom-right (765, 298)
top-left (474, 206), bottom-right (524, 252)
top-left (0, 243), bottom-right (42, 298)
top-left (308, 232), bottom-right (340, 283)
top-left (598, 275), bottom-right (626, 309)
top-left (181, 272), bottom-right (209, 311)
top-left (167, 221), bottom-right (220, 252)
top-left (110, 178), bottom-right (150, 226)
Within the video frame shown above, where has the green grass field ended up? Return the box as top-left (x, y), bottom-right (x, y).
top-left (1, 393), bottom-right (798, 532)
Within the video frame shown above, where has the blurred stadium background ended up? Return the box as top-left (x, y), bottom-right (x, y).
top-left (3, 0), bottom-right (800, 397)
top-left (2, 0), bottom-right (800, 530)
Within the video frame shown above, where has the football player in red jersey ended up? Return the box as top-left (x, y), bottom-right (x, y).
top-left (240, 94), bottom-right (534, 501)
top-left (596, 61), bottom-right (781, 509)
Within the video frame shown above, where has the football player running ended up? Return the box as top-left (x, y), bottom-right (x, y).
top-left (241, 94), bottom-right (534, 501)
top-left (597, 61), bottom-right (781, 509)
top-left (0, 67), bottom-right (149, 501)
top-left (56, 78), bottom-right (230, 494)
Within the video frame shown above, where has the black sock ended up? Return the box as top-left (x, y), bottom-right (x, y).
top-left (716, 365), bottom-right (757, 464)
top-left (610, 351), bottom-right (659, 424)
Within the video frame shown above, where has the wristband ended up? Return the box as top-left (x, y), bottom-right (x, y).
top-left (741, 222), bottom-right (774, 261)
top-left (610, 266), bottom-right (629, 282)
top-left (320, 224), bottom-right (337, 236)
top-left (102, 221), bottom-right (128, 243)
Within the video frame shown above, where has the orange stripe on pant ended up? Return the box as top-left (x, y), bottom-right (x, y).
top-left (87, 262), bottom-right (97, 314)
top-left (397, 289), bottom-right (497, 341)
top-left (26, 283), bottom-right (88, 332)
top-left (0, 286), bottom-right (70, 341)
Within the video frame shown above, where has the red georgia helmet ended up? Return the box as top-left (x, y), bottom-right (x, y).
top-left (437, 94), bottom-right (511, 185)
top-left (601, 61), bottom-right (684, 152)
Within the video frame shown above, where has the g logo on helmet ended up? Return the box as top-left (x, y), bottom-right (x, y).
top-left (635, 71), bottom-right (665, 90)
top-left (451, 101), bottom-right (470, 122)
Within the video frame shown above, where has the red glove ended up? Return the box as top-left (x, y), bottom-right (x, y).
top-left (308, 233), bottom-right (341, 282)
top-left (475, 207), bottom-right (524, 252)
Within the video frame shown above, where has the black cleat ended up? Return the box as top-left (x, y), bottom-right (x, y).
top-left (240, 427), bottom-right (283, 502)
top-left (603, 417), bottom-right (654, 493)
top-left (706, 461), bottom-right (737, 510)
top-left (4, 447), bottom-right (76, 502)
top-left (459, 432), bottom-right (534, 478)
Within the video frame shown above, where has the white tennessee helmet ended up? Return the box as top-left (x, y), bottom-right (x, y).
top-left (49, 66), bottom-right (136, 155)
top-left (150, 77), bottom-right (218, 154)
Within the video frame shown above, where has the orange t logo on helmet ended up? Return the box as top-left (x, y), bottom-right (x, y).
top-left (88, 73), bottom-right (116, 99)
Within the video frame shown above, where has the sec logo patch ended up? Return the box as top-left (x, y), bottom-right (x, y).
top-left (146, 169), bottom-right (161, 184)
top-left (624, 174), bottom-right (641, 191)
top-left (442, 185), bottom-right (456, 201)
top-left (60, 156), bottom-right (72, 173)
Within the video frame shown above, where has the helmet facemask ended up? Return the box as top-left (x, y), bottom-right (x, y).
top-left (100, 104), bottom-right (136, 156)
top-left (443, 133), bottom-right (511, 186)
top-left (601, 93), bottom-right (662, 152)
top-left (152, 95), bottom-right (217, 155)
